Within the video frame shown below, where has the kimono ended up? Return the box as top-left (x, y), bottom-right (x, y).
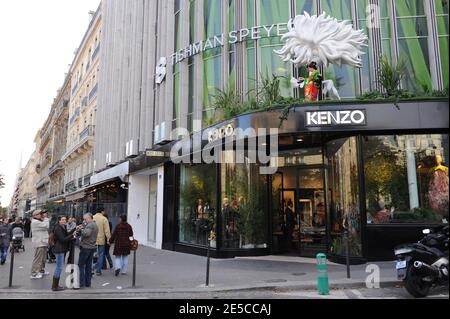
top-left (304, 70), bottom-right (322, 102)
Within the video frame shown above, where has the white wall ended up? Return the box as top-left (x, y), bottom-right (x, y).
top-left (127, 166), bottom-right (164, 250)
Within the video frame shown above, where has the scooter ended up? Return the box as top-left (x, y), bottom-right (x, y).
top-left (394, 225), bottom-right (449, 298)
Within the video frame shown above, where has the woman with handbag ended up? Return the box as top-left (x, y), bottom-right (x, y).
top-left (109, 215), bottom-right (134, 277)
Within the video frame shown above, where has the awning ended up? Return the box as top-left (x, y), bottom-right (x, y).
top-left (90, 161), bottom-right (129, 185)
top-left (65, 190), bottom-right (86, 202)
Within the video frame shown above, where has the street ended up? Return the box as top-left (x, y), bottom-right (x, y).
top-left (0, 239), bottom-right (448, 299)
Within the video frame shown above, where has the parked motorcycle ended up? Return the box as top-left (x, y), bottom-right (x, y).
top-left (394, 225), bottom-right (449, 298)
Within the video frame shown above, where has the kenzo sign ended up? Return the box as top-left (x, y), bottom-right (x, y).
top-left (306, 110), bottom-right (367, 127)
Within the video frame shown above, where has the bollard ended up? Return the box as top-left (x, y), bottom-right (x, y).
top-left (9, 244), bottom-right (15, 288)
top-left (132, 250), bottom-right (137, 288)
top-left (316, 253), bottom-right (329, 295)
top-left (205, 240), bottom-right (211, 287)
top-left (344, 230), bottom-right (351, 279)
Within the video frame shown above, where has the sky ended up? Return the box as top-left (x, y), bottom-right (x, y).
top-left (0, 0), bottom-right (101, 207)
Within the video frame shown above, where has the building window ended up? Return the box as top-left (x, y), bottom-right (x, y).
top-left (363, 134), bottom-right (449, 224)
top-left (436, 0), bottom-right (449, 89)
top-left (395, 0), bottom-right (432, 93)
top-left (173, 0), bottom-right (183, 130)
top-left (203, 0), bottom-right (223, 125)
top-left (178, 164), bottom-right (217, 247)
top-left (321, 0), bottom-right (359, 99)
top-left (258, 0), bottom-right (292, 98)
top-left (221, 152), bottom-right (269, 249)
top-left (326, 137), bottom-right (362, 257)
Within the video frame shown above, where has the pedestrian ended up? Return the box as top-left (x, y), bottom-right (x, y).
top-left (10, 217), bottom-right (24, 231)
top-left (30, 210), bottom-right (50, 279)
top-left (77, 213), bottom-right (98, 289)
top-left (102, 214), bottom-right (114, 270)
top-left (51, 216), bottom-right (77, 291)
top-left (93, 207), bottom-right (111, 276)
top-left (24, 218), bottom-right (31, 238)
top-left (47, 213), bottom-right (57, 264)
top-left (65, 217), bottom-right (77, 264)
top-left (0, 218), bottom-right (12, 265)
top-left (109, 215), bottom-right (134, 276)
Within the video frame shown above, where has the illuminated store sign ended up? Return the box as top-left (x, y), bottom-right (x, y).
top-left (306, 110), bottom-right (367, 127)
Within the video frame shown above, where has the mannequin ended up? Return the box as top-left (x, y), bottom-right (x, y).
top-left (375, 200), bottom-right (392, 224)
top-left (428, 155), bottom-right (449, 213)
top-left (298, 62), bottom-right (323, 102)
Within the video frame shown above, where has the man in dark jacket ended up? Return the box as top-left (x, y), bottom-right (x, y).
top-left (0, 219), bottom-right (12, 265)
top-left (51, 216), bottom-right (77, 291)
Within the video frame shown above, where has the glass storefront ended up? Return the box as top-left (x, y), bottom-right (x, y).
top-left (221, 152), bottom-right (269, 249)
top-left (326, 137), bottom-right (362, 257)
top-left (363, 134), bottom-right (449, 224)
top-left (178, 164), bottom-right (217, 247)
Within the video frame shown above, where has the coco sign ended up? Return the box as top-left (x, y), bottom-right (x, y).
top-left (306, 110), bottom-right (367, 127)
top-left (208, 124), bottom-right (235, 143)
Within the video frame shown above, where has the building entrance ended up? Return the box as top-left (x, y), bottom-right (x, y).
top-left (271, 149), bottom-right (327, 257)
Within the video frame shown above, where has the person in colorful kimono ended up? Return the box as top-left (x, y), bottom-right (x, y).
top-left (299, 62), bottom-right (323, 102)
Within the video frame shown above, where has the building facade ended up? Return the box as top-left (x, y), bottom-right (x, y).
top-left (91, 0), bottom-right (448, 263)
top-left (62, 7), bottom-right (102, 219)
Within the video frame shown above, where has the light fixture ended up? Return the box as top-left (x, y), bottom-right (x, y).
top-left (297, 138), bottom-right (304, 142)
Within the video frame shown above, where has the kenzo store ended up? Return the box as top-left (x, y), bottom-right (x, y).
top-left (156, 0), bottom-right (449, 264)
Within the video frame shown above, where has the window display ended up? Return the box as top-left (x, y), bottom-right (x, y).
top-left (363, 134), bottom-right (449, 224)
top-left (221, 153), bottom-right (269, 249)
top-left (178, 164), bottom-right (217, 247)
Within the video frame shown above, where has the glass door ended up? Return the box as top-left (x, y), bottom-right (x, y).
top-left (298, 168), bottom-right (327, 257)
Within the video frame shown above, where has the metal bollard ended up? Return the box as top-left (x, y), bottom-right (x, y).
top-left (9, 244), bottom-right (15, 288)
top-left (344, 230), bottom-right (351, 279)
top-left (205, 240), bottom-right (211, 287)
top-left (132, 250), bottom-right (137, 288)
top-left (316, 253), bottom-right (329, 295)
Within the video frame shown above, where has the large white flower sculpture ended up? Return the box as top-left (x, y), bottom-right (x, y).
top-left (275, 12), bottom-right (368, 68)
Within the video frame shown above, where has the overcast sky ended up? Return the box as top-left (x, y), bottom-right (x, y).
top-left (0, 0), bottom-right (101, 207)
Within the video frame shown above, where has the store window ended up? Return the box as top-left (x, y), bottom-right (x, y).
top-left (395, 0), bottom-right (432, 93)
top-left (178, 164), bottom-right (217, 247)
top-left (326, 137), bottom-right (362, 257)
top-left (221, 152), bottom-right (269, 249)
top-left (363, 134), bottom-right (449, 224)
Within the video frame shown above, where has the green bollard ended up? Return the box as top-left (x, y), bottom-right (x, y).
top-left (316, 253), bottom-right (329, 295)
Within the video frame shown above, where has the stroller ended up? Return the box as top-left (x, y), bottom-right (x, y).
top-left (11, 227), bottom-right (25, 252)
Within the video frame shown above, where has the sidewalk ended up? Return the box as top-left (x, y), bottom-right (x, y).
top-left (0, 239), bottom-right (399, 295)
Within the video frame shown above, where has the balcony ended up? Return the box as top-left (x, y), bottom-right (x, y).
top-left (36, 176), bottom-right (50, 190)
top-left (62, 125), bottom-right (95, 162)
top-left (48, 160), bottom-right (64, 176)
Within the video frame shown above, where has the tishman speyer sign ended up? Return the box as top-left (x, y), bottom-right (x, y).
top-left (306, 110), bottom-right (367, 127)
top-left (155, 23), bottom-right (289, 83)
top-left (170, 23), bottom-right (289, 65)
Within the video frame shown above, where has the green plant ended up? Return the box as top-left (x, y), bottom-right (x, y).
top-left (211, 85), bottom-right (242, 119)
top-left (431, 87), bottom-right (449, 97)
top-left (378, 55), bottom-right (406, 97)
top-left (257, 70), bottom-right (286, 108)
top-left (358, 91), bottom-right (384, 100)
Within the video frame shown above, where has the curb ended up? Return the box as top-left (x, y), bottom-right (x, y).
top-left (0, 280), bottom-right (401, 296)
